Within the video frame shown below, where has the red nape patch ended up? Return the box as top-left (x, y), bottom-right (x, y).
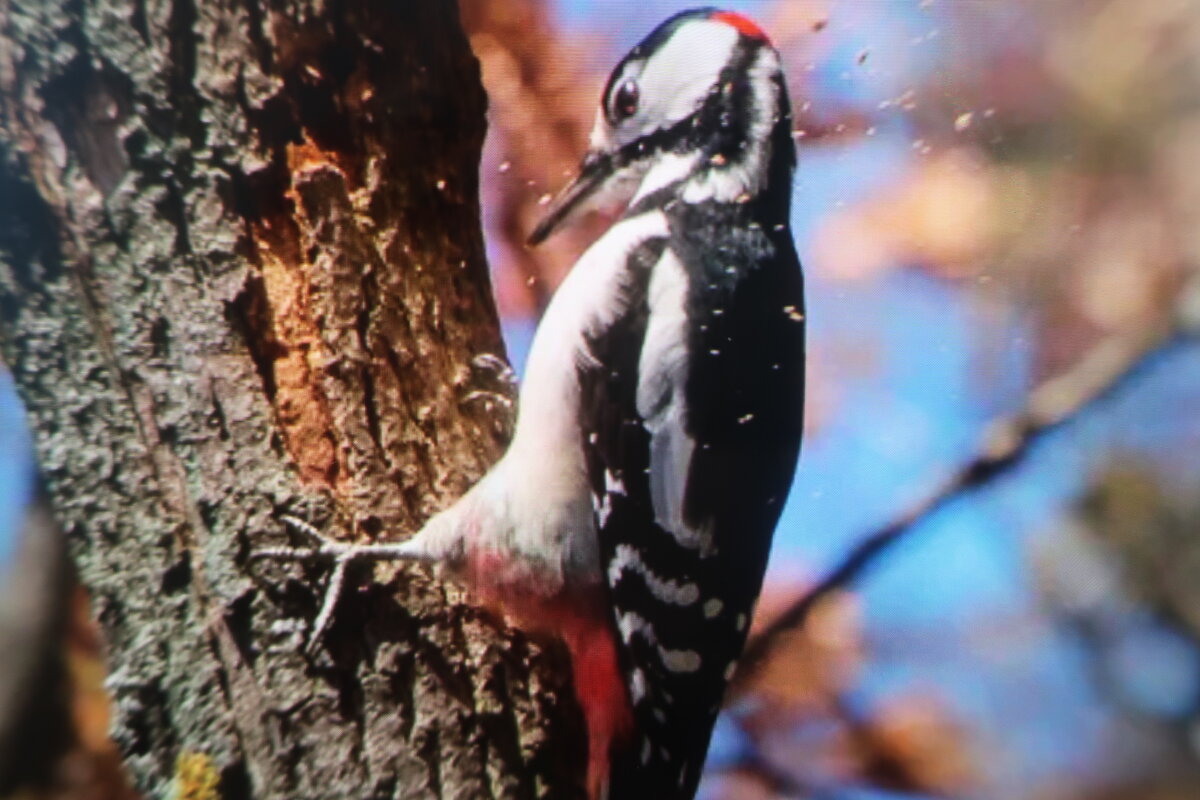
top-left (710, 10), bottom-right (771, 43)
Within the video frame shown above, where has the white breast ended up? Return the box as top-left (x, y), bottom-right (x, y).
top-left (493, 210), bottom-right (671, 582)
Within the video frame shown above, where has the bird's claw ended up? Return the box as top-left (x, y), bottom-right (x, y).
top-left (252, 515), bottom-right (356, 562)
top-left (255, 516), bottom-right (425, 654)
top-left (462, 389), bottom-right (515, 410)
top-left (254, 515), bottom-right (359, 654)
top-left (471, 352), bottom-right (517, 386)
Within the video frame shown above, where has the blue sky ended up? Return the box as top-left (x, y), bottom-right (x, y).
top-left (0, 370), bottom-right (33, 564)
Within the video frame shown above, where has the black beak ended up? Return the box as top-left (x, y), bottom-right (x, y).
top-left (527, 150), bottom-right (614, 246)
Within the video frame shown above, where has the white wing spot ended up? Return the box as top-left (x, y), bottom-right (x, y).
top-left (736, 613), bottom-right (748, 631)
top-left (661, 648), bottom-right (702, 673)
top-left (618, 611), bottom-right (703, 673)
top-left (605, 469), bottom-right (627, 496)
top-left (704, 598), bottom-right (723, 618)
top-left (641, 737), bottom-right (652, 765)
top-left (618, 610), bottom-right (657, 646)
top-left (594, 492), bottom-right (612, 527)
top-left (609, 544), bottom-right (700, 606)
top-left (629, 667), bottom-right (647, 703)
top-left (724, 660), bottom-right (738, 680)
top-left (737, 413), bottom-right (755, 424)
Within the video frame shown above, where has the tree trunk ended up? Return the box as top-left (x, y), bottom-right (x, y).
top-left (0, 0), bottom-right (584, 797)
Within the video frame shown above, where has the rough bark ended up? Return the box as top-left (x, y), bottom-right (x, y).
top-left (0, 1), bottom-right (583, 797)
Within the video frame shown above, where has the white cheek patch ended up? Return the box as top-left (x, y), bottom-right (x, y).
top-left (637, 21), bottom-right (740, 130)
top-left (633, 152), bottom-right (698, 204)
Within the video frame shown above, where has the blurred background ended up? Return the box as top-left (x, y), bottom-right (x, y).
top-left (3, 0), bottom-right (1200, 798)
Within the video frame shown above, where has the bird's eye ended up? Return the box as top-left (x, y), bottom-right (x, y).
top-left (613, 79), bottom-right (640, 120)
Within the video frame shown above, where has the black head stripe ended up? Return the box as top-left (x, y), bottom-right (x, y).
top-left (609, 112), bottom-right (695, 173)
top-left (696, 36), bottom-right (767, 161)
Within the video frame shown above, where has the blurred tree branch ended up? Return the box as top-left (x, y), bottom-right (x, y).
top-left (735, 276), bottom-right (1200, 695)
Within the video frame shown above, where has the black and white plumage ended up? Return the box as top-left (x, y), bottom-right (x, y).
top-left (555, 11), bottom-right (804, 796)
top-left (267, 9), bottom-right (803, 799)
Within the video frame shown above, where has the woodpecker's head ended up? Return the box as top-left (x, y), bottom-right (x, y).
top-left (529, 8), bottom-right (793, 244)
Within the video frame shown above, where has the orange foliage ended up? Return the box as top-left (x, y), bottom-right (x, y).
top-left (813, 149), bottom-right (997, 283)
top-left (460, 0), bottom-right (605, 316)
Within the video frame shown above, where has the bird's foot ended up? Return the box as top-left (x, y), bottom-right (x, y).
top-left (466, 353), bottom-right (518, 412)
top-left (255, 516), bottom-right (422, 652)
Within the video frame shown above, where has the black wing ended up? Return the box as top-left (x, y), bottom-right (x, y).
top-left (580, 219), bottom-right (805, 798)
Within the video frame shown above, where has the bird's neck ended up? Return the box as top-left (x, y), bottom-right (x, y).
top-left (630, 81), bottom-right (791, 216)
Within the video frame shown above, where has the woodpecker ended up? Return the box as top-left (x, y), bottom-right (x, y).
top-left (268, 9), bottom-right (803, 799)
